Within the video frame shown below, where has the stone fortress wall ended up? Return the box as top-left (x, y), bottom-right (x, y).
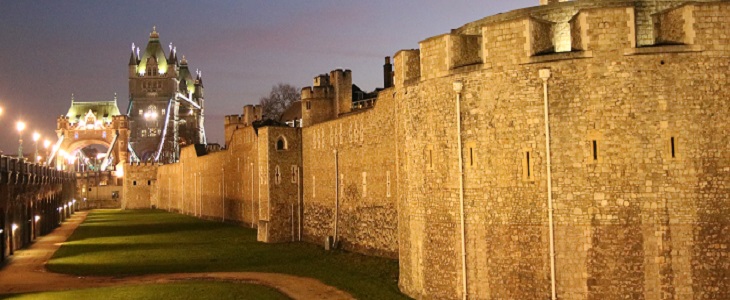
top-left (121, 0), bottom-right (730, 298)
top-left (122, 163), bottom-right (158, 209)
top-left (395, 1), bottom-right (729, 299)
top-left (301, 70), bottom-right (399, 258)
top-left (126, 105), bottom-right (304, 244)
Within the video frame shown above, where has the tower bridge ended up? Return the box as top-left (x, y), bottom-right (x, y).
top-left (44, 27), bottom-right (208, 208)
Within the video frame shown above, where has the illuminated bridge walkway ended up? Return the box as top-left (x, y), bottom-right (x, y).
top-left (0, 155), bottom-right (76, 263)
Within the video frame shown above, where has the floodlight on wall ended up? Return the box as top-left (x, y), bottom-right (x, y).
top-left (115, 165), bottom-right (124, 178)
top-left (11, 224), bottom-right (18, 232)
top-left (35, 215), bottom-right (40, 222)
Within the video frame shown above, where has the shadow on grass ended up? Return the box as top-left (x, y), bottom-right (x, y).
top-left (49, 210), bottom-right (409, 299)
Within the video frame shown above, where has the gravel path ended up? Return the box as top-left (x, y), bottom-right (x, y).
top-left (0, 211), bottom-right (354, 300)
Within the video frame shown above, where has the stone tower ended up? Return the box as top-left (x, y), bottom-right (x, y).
top-left (127, 27), bottom-right (206, 163)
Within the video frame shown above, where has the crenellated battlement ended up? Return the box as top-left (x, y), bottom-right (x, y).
top-left (397, 0), bottom-right (728, 86)
top-left (301, 85), bottom-right (332, 100)
top-left (242, 104), bottom-right (262, 125)
top-left (300, 69), bottom-right (353, 127)
top-left (224, 114), bottom-right (244, 126)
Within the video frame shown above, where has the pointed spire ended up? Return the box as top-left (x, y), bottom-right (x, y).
top-left (71, 93), bottom-right (75, 103)
top-left (114, 92), bottom-right (118, 103)
top-left (129, 47), bottom-right (137, 66)
top-left (136, 47), bottom-right (140, 62)
top-left (173, 47), bottom-right (178, 65)
top-left (149, 25), bottom-right (159, 40)
top-left (180, 55), bottom-right (188, 65)
top-left (167, 43), bottom-right (177, 64)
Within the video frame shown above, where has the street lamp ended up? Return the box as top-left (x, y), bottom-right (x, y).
top-left (32, 132), bottom-right (40, 163)
top-left (43, 139), bottom-right (51, 165)
top-left (16, 121), bottom-right (25, 158)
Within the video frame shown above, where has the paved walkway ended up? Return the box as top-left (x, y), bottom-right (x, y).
top-left (0, 211), bottom-right (354, 300)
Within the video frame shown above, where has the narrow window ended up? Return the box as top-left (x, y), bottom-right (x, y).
top-left (592, 140), bottom-right (598, 161)
top-left (291, 166), bottom-right (297, 183)
top-left (670, 137), bottom-right (676, 158)
top-left (306, 101), bottom-right (312, 110)
top-left (426, 145), bottom-right (434, 170)
top-left (362, 172), bottom-right (367, 198)
top-left (275, 165), bottom-right (281, 185)
top-left (386, 171), bottom-right (391, 197)
top-left (276, 139), bottom-right (285, 150)
top-left (133, 181), bottom-right (137, 186)
top-left (429, 150), bottom-right (433, 168)
top-left (147, 180), bottom-right (151, 186)
top-left (469, 148), bottom-right (474, 166)
top-left (523, 150), bottom-right (534, 181)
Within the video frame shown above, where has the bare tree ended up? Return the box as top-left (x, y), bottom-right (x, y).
top-left (259, 83), bottom-right (300, 121)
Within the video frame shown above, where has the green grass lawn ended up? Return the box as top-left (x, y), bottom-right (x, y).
top-left (47, 209), bottom-right (409, 299)
top-left (1, 281), bottom-right (289, 300)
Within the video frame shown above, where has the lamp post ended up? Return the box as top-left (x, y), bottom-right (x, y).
top-left (43, 140), bottom-right (51, 165)
top-left (16, 121), bottom-right (25, 159)
top-left (32, 132), bottom-right (40, 163)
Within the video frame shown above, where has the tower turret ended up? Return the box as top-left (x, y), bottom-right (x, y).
top-left (178, 56), bottom-right (194, 96)
top-left (128, 43), bottom-right (138, 77)
top-left (194, 70), bottom-right (204, 99)
top-left (167, 43), bottom-right (177, 65)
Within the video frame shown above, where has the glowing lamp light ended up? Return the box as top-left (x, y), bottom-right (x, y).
top-left (0, 107), bottom-right (3, 115)
top-left (115, 165), bottom-right (124, 178)
top-left (44, 139), bottom-right (51, 149)
top-left (16, 121), bottom-right (26, 133)
top-left (11, 224), bottom-right (18, 232)
top-left (32, 132), bottom-right (40, 142)
top-left (35, 215), bottom-right (41, 222)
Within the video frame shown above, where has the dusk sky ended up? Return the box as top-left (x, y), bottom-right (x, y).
top-left (0, 0), bottom-right (535, 154)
